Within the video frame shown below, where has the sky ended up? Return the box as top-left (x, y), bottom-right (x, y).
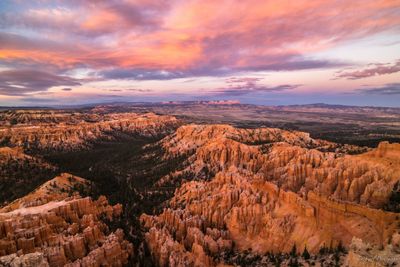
top-left (0, 0), bottom-right (400, 107)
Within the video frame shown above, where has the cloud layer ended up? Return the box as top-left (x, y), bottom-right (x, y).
top-left (1, 0), bottom-right (399, 78)
top-left (336, 60), bottom-right (400, 80)
top-left (0, 70), bottom-right (80, 96)
top-left (213, 77), bottom-right (301, 96)
top-left (357, 83), bottom-right (400, 95)
top-left (0, 0), bottom-right (399, 105)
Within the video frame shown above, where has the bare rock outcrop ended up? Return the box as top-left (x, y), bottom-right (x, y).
top-left (0, 252), bottom-right (49, 267)
top-left (159, 125), bottom-right (397, 209)
top-left (0, 173), bottom-right (90, 213)
top-left (0, 112), bottom-right (179, 151)
top-left (141, 124), bottom-right (400, 266)
top-left (0, 174), bottom-right (133, 266)
top-left (160, 124), bottom-right (366, 157)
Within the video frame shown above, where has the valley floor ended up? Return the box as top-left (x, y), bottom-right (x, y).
top-left (0, 107), bottom-right (399, 266)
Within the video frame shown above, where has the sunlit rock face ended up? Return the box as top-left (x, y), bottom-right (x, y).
top-left (1, 111), bottom-right (399, 266)
top-left (0, 111), bottom-right (180, 151)
top-left (0, 174), bottom-right (133, 267)
top-left (141, 124), bottom-right (400, 266)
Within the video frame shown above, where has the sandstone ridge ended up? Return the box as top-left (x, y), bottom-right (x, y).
top-left (0, 112), bottom-right (179, 151)
top-left (0, 174), bottom-right (133, 267)
top-left (141, 124), bottom-right (400, 266)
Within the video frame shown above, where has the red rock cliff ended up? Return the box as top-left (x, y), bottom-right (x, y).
top-left (0, 174), bottom-right (133, 267)
top-left (141, 124), bottom-right (400, 266)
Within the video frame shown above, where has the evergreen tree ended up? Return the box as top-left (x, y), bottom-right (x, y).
top-left (334, 250), bottom-right (340, 267)
top-left (274, 253), bottom-right (282, 267)
top-left (302, 246), bottom-right (310, 260)
top-left (319, 243), bottom-right (327, 255)
top-left (337, 240), bottom-right (346, 253)
top-left (290, 244), bottom-right (297, 257)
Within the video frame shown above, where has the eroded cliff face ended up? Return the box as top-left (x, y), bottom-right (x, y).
top-left (141, 124), bottom-right (400, 266)
top-left (0, 174), bottom-right (133, 267)
top-left (160, 124), bottom-right (367, 156)
top-left (1, 115), bottom-right (399, 266)
top-left (0, 112), bottom-right (179, 151)
top-left (158, 125), bottom-right (397, 209)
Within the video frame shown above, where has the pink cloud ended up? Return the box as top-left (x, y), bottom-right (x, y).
top-left (0, 0), bottom-right (399, 79)
top-left (213, 76), bottom-right (301, 96)
top-left (335, 60), bottom-right (400, 80)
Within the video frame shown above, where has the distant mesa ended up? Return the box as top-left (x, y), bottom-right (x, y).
top-left (161, 100), bottom-right (240, 105)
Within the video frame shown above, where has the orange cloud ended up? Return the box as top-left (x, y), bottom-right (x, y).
top-left (0, 0), bottom-right (399, 77)
top-left (81, 10), bottom-right (122, 32)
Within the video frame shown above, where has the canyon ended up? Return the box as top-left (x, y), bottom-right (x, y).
top-left (89, 102), bottom-right (400, 147)
top-left (0, 111), bottom-right (179, 151)
top-left (0, 106), bottom-right (399, 266)
top-left (141, 125), bottom-right (400, 266)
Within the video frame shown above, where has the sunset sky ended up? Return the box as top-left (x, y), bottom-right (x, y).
top-left (0, 0), bottom-right (400, 106)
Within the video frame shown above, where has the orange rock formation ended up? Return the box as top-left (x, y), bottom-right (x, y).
top-left (0, 112), bottom-right (179, 151)
top-left (0, 174), bottom-right (133, 266)
top-left (141, 124), bottom-right (400, 266)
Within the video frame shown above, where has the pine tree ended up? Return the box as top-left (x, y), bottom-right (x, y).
top-left (302, 246), bottom-right (310, 260)
top-left (334, 250), bottom-right (340, 267)
top-left (337, 240), bottom-right (345, 253)
top-left (290, 244), bottom-right (297, 257)
top-left (319, 243), bottom-right (327, 255)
